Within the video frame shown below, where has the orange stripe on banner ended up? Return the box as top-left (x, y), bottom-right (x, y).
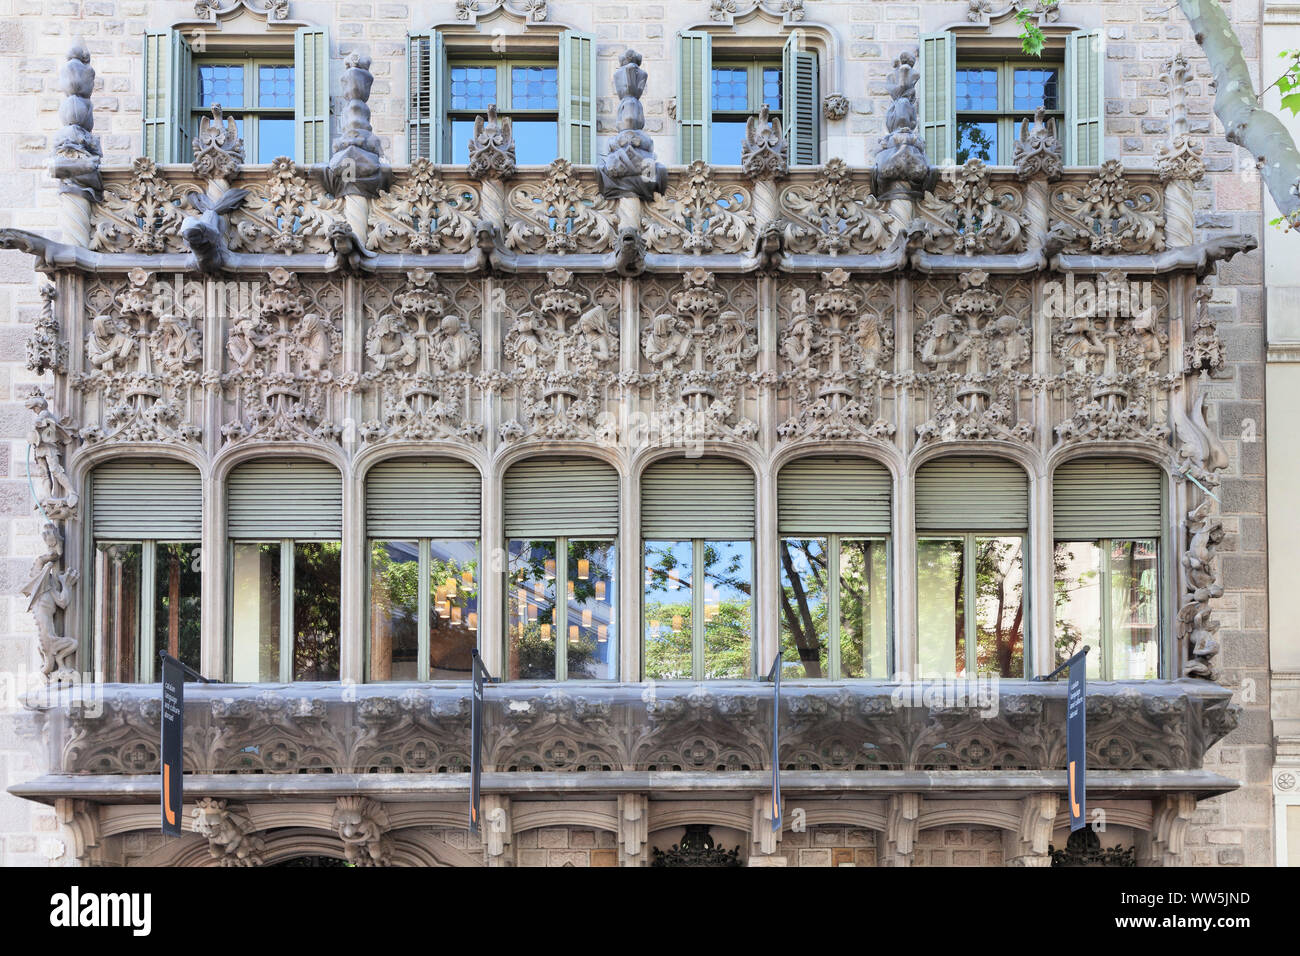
top-left (1069, 760), bottom-right (1080, 818)
top-left (164, 764), bottom-right (175, 825)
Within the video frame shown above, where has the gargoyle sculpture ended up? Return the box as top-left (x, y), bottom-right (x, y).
top-left (180, 188), bottom-right (250, 274)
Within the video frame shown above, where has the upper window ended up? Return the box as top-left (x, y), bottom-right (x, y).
top-left (920, 29), bottom-right (1103, 166)
top-left (194, 58), bottom-right (297, 164)
top-left (679, 31), bottom-right (819, 166)
top-left (409, 31), bottom-right (595, 165)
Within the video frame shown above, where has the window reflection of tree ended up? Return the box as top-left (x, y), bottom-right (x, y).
top-left (293, 542), bottom-right (341, 681)
top-left (778, 539), bottom-right (827, 678)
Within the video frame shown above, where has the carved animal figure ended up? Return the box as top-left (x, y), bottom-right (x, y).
top-left (180, 188), bottom-right (249, 273)
top-left (614, 226), bottom-right (646, 277)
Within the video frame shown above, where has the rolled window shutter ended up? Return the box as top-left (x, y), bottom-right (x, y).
top-left (504, 458), bottom-right (619, 539)
top-left (93, 460), bottom-right (202, 539)
top-left (295, 26), bottom-right (330, 164)
top-left (366, 459), bottom-right (481, 539)
top-left (1053, 459), bottom-right (1161, 539)
top-left (641, 458), bottom-right (754, 539)
top-left (143, 31), bottom-right (175, 162)
top-left (915, 457), bottom-right (1028, 532)
top-left (1065, 29), bottom-right (1104, 166)
top-left (782, 33), bottom-right (818, 166)
top-left (407, 32), bottom-right (434, 161)
top-left (779, 458), bottom-right (890, 535)
top-left (559, 30), bottom-right (596, 164)
top-left (228, 460), bottom-right (341, 540)
top-left (918, 32), bottom-right (954, 165)
top-left (677, 31), bottom-right (711, 164)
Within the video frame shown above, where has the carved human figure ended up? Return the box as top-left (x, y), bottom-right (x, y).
top-left (26, 391), bottom-right (78, 517)
top-left (991, 314), bottom-right (1029, 367)
top-left (577, 304), bottom-right (613, 363)
top-left (783, 291), bottom-right (818, 368)
top-left (855, 312), bottom-right (884, 370)
top-left (21, 522), bottom-right (79, 678)
top-left (436, 313), bottom-right (476, 371)
top-left (920, 313), bottom-right (971, 368)
top-left (86, 314), bottom-right (133, 372)
top-left (155, 312), bottom-right (202, 371)
top-left (227, 316), bottom-right (261, 371)
top-left (1061, 314), bottom-right (1104, 372)
top-left (367, 313), bottom-right (416, 371)
top-left (512, 312), bottom-right (554, 370)
top-left (644, 313), bottom-right (691, 371)
top-left (295, 313), bottom-right (334, 373)
top-left (334, 799), bottom-right (390, 867)
top-left (712, 310), bottom-right (749, 371)
top-left (192, 798), bottom-right (265, 867)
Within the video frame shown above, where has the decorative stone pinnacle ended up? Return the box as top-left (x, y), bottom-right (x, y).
top-left (467, 103), bottom-right (516, 181)
top-left (51, 43), bottom-right (102, 201)
top-left (1155, 54), bottom-right (1205, 183)
top-left (1013, 106), bottom-right (1063, 182)
top-left (872, 48), bottom-right (930, 198)
top-left (740, 103), bottom-right (787, 181)
top-left (324, 50), bottom-right (393, 198)
top-left (192, 104), bottom-right (244, 181)
top-left (597, 47), bottom-right (667, 200)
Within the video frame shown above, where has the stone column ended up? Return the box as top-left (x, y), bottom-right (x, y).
top-left (1136, 793), bottom-right (1196, 866)
top-left (1155, 55), bottom-right (1205, 249)
top-left (1004, 793), bottom-right (1059, 866)
top-left (617, 793), bottom-right (649, 866)
top-left (882, 792), bottom-right (921, 866)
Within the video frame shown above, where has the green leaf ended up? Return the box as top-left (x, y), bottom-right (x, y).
top-left (1281, 90), bottom-right (1300, 116)
top-left (1016, 10), bottom-right (1046, 57)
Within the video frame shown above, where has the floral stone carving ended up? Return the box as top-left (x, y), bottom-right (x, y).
top-left (506, 159), bottom-right (616, 254)
top-left (643, 161), bottom-right (754, 255)
top-left (367, 159), bottom-right (479, 254)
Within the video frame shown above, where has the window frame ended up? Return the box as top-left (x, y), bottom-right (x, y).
top-left (708, 56), bottom-right (783, 165)
top-left (953, 55), bottom-right (1065, 165)
top-left (445, 54), bottom-right (561, 163)
top-left (191, 53), bottom-right (298, 164)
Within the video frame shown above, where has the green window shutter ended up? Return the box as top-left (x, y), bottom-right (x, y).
top-left (504, 458), bottom-right (619, 538)
top-left (228, 460), bottom-right (342, 540)
top-left (143, 30), bottom-right (191, 163)
top-left (295, 25), bottom-right (330, 165)
top-left (559, 30), bottom-right (596, 164)
top-left (93, 461), bottom-right (202, 539)
top-left (407, 32), bottom-right (434, 161)
top-left (366, 459), bottom-right (481, 539)
top-left (641, 457), bottom-right (755, 539)
top-left (915, 457), bottom-right (1028, 532)
top-left (918, 31), bottom-right (954, 166)
top-left (1053, 459), bottom-right (1161, 539)
top-left (678, 31), bottom-right (711, 164)
top-left (779, 457), bottom-right (890, 535)
top-left (782, 32), bottom-right (818, 166)
top-left (1065, 29), bottom-right (1105, 166)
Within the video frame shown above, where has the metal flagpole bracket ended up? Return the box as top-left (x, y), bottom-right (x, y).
top-left (157, 650), bottom-right (214, 683)
top-left (1031, 644), bottom-right (1089, 681)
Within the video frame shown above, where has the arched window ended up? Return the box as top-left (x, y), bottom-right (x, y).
top-left (642, 457), bottom-right (754, 681)
top-left (91, 460), bottom-right (202, 682)
top-left (503, 458), bottom-right (618, 681)
top-left (1053, 459), bottom-right (1163, 680)
top-left (915, 457), bottom-right (1028, 678)
top-left (227, 459), bottom-right (341, 682)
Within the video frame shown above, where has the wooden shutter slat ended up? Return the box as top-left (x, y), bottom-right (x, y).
top-left (407, 32), bottom-right (433, 161)
top-left (228, 460), bottom-right (341, 540)
top-left (295, 26), bottom-right (330, 165)
top-left (782, 34), bottom-right (818, 166)
top-left (1066, 29), bottom-right (1105, 165)
top-left (504, 458), bottom-right (619, 538)
top-left (915, 457), bottom-right (1027, 531)
top-left (93, 461), bottom-right (202, 539)
top-left (1053, 459), bottom-right (1161, 538)
top-left (677, 31), bottom-right (711, 164)
top-left (641, 458), bottom-right (754, 539)
top-left (559, 30), bottom-right (596, 164)
top-left (918, 32), bottom-right (954, 165)
top-left (779, 457), bottom-right (890, 535)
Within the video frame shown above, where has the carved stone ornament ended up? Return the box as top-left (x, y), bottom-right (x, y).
top-left (740, 104), bottom-right (788, 182)
top-left (915, 159), bottom-right (1027, 255)
top-left (874, 49), bottom-right (930, 196)
top-left (360, 268), bottom-right (483, 443)
top-left (181, 186), bottom-right (250, 274)
top-left (643, 161), bottom-right (755, 255)
top-left (1180, 497), bottom-right (1224, 679)
top-left (1184, 286), bottom-right (1222, 374)
top-left (598, 49), bottom-right (668, 201)
top-left (26, 389), bottom-right (78, 520)
top-left (709, 0), bottom-right (804, 25)
top-left (333, 797), bottom-right (392, 866)
top-left (507, 159), bottom-right (616, 253)
top-left (229, 157), bottom-right (339, 254)
top-left (822, 93), bottom-right (850, 122)
top-left (1051, 271), bottom-right (1170, 445)
top-left (191, 105), bottom-right (244, 182)
top-left (324, 53), bottom-right (394, 198)
top-left (51, 44), bottom-right (103, 201)
top-left (914, 269), bottom-right (1034, 443)
top-left (192, 798), bottom-right (266, 866)
top-left (74, 268), bottom-right (204, 445)
top-left (368, 159), bottom-right (480, 254)
top-left (1049, 160), bottom-right (1165, 255)
top-left (1155, 55), bottom-right (1205, 184)
top-left (467, 104), bottom-right (516, 181)
top-left (500, 268), bottom-right (620, 441)
top-left (636, 267), bottom-right (759, 443)
top-left (28, 284), bottom-right (68, 376)
top-left (457, 0), bottom-right (547, 23)
top-left (1013, 106), bottom-right (1063, 182)
top-left (194, 0), bottom-right (289, 19)
top-left (778, 269), bottom-right (895, 441)
top-left (90, 158), bottom-right (192, 254)
top-left (221, 267), bottom-right (345, 445)
top-left (967, 0), bottom-right (1058, 25)
top-left (22, 521), bottom-right (79, 681)
top-left (780, 157), bottom-right (893, 255)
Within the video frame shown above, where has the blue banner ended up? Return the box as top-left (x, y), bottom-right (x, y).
top-left (160, 655), bottom-right (184, 836)
top-left (767, 652), bottom-right (782, 831)
top-left (1067, 651), bottom-right (1087, 832)
top-left (470, 649), bottom-right (487, 834)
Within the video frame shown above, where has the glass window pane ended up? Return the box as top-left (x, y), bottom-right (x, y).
top-left (1013, 67), bottom-right (1059, 111)
top-left (94, 542), bottom-right (142, 682)
top-left (954, 67), bottom-right (999, 110)
top-left (198, 63), bottom-right (245, 108)
top-left (257, 64), bottom-right (294, 108)
top-left (293, 542), bottom-right (341, 681)
top-left (512, 120), bottom-right (558, 165)
top-left (710, 120), bottom-right (747, 165)
top-left (703, 540), bottom-right (752, 679)
top-left (153, 542), bottom-right (202, 683)
top-left (369, 540), bottom-right (419, 681)
top-left (256, 118), bottom-right (295, 164)
top-left (762, 67), bottom-right (782, 111)
top-left (840, 539), bottom-right (889, 679)
top-left (956, 120), bottom-right (997, 164)
top-left (567, 541), bottom-right (616, 680)
top-left (511, 65), bottom-right (558, 109)
top-left (231, 543), bottom-right (280, 682)
top-left (711, 67), bottom-right (749, 110)
top-left (917, 538), bottom-right (964, 677)
top-left (1054, 541), bottom-right (1102, 679)
top-left (452, 118), bottom-right (475, 164)
top-left (449, 64), bottom-right (496, 111)
top-left (643, 540), bottom-right (693, 681)
top-left (508, 540), bottom-right (558, 680)
top-left (1110, 539), bottom-right (1159, 679)
top-left (974, 537), bottom-right (1025, 678)
top-left (778, 537), bottom-right (829, 679)
top-left (431, 540), bottom-right (479, 680)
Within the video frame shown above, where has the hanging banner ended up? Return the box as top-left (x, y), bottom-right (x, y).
top-left (160, 654), bottom-right (184, 836)
top-left (469, 649), bottom-right (490, 834)
top-left (767, 652), bottom-right (783, 831)
top-left (1066, 650), bottom-right (1088, 832)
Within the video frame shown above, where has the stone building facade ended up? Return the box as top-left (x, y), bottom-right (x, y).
top-left (0, 0), bottom-right (1281, 866)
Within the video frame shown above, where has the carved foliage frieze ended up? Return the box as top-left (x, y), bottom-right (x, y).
top-left (505, 159), bottom-right (616, 254)
top-left (779, 158), bottom-right (894, 255)
top-left (915, 159), bottom-right (1028, 255)
top-left (1049, 160), bottom-right (1166, 254)
top-left (643, 161), bottom-right (755, 255)
top-left (367, 159), bottom-right (480, 254)
top-left (90, 158), bottom-right (194, 254)
top-left (227, 158), bottom-right (342, 254)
